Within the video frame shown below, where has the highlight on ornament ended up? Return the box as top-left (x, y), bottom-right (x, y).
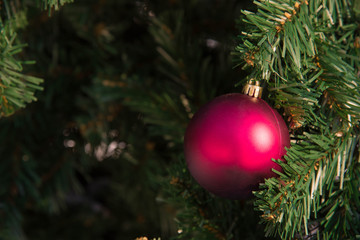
top-left (184, 81), bottom-right (290, 199)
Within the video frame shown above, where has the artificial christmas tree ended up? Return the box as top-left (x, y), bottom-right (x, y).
top-left (1, 0), bottom-right (359, 239)
top-left (1, 0), bottom-right (256, 239)
top-left (234, 0), bottom-right (360, 239)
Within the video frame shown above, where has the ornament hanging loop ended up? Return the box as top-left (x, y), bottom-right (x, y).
top-left (243, 79), bottom-right (263, 98)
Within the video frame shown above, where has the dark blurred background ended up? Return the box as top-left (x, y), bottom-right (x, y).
top-left (0, 1), bottom-right (267, 239)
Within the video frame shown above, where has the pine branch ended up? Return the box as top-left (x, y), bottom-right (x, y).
top-left (0, 0), bottom-right (74, 117)
top-left (0, 23), bottom-right (43, 116)
top-left (235, 0), bottom-right (360, 238)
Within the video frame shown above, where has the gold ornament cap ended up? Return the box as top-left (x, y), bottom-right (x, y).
top-left (242, 79), bottom-right (263, 98)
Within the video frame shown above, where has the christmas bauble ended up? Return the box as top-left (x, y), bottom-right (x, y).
top-left (184, 93), bottom-right (290, 199)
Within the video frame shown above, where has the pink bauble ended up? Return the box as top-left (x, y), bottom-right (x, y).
top-left (184, 93), bottom-right (290, 199)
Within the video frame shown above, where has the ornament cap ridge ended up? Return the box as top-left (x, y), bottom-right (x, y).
top-left (243, 79), bottom-right (263, 98)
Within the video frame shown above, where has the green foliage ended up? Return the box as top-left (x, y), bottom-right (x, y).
top-left (0, 0), bottom-right (74, 117)
top-left (235, 0), bottom-right (360, 239)
top-left (0, 0), bottom-right (44, 116)
top-left (0, 26), bottom-right (43, 116)
top-left (4, 0), bottom-right (359, 239)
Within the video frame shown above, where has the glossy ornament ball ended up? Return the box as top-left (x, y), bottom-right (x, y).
top-left (184, 93), bottom-right (290, 199)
